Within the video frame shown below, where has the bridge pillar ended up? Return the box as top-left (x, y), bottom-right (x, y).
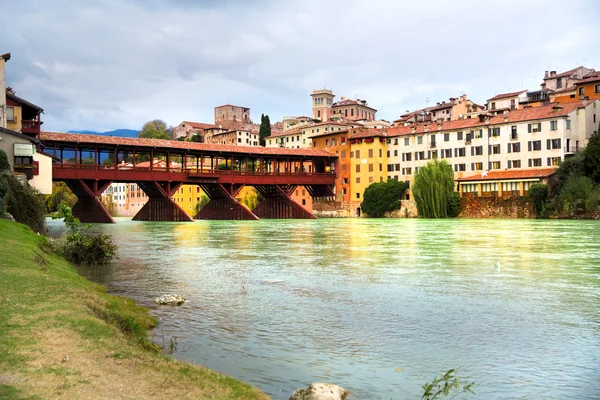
top-left (65, 179), bottom-right (115, 223)
top-left (195, 184), bottom-right (258, 220)
top-left (253, 185), bottom-right (316, 219)
top-left (133, 182), bottom-right (193, 222)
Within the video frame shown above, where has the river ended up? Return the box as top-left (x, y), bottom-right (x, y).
top-left (47, 218), bottom-right (600, 399)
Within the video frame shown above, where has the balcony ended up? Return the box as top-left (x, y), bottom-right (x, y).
top-left (21, 120), bottom-right (43, 136)
top-left (564, 146), bottom-right (579, 154)
top-left (464, 139), bottom-right (472, 145)
top-left (429, 142), bottom-right (437, 149)
top-left (510, 133), bottom-right (518, 140)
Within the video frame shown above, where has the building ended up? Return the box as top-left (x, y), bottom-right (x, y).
top-left (520, 66), bottom-right (595, 108)
top-left (311, 89), bottom-right (335, 122)
top-left (349, 128), bottom-right (388, 211)
top-left (214, 104), bottom-right (251, 130)
top-left (311, 129), bottom-right (351, 204)
top-left (207, 129), bottom-right (259, 146)
top-left (172, 121), bottom-right (225, 141)
top-left (384, 101), bottom-right (598, 199)
top-left (5, 89), bottom-right (44, 138)
top-left (457, 168), bottom-right (557, 197)
top-left (573, 71), bottom-right (600, 102)
top-left (486, 90), bottom-right (528, 114)
top-left (265, 121), bottom-right (352, 149)
top-left (331, 98), bottom-right (377, 121)
top-left (394, 94), bottom-right (483, 125)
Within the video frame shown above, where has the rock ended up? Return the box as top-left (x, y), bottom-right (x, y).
top-left (3, 212), bottom-right (15, 222)
top-left (154, 294), bottom-right (186, 305)
top-left (290, 383), bottom-right (348, 400)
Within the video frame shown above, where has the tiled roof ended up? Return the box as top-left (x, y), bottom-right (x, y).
top-left (457, 168), bottom-right (557, 182)
top-left (544, 67), bottom-right (584, 80)
top-left (487, 90), bottom-right (527, 101)
top-left (552, 87), bottom-right (576, 94)
top-left (352, 128), bottom-right (388, 139)
top-left (386, 101), bottom-right (591, 137)
top-left (332, 99), bottom-right (377, 110)
top-left (575, 71), bottom-right (600, 85)
top-left (266, 128), bottom-right (302, 138)
top-left (6, 91), bottom-right (44, 112)
top-left (0, 126), bottom-right (39, 143)
top-left (311, 129), bottom-right (350, 138)
top-left (39, 132), bottom-right (337, 158)
top-left (182, 121), bottom-right (219, 130)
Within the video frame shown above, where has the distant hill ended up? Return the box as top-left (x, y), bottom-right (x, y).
top-left (67, 129), bottom-right (140, 138)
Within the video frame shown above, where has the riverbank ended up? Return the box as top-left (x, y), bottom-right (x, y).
top-left (0, 220), bottom-right (268, 399)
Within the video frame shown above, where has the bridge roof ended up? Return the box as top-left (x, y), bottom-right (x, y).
top-left (40, 132), bottom-right (337, 158)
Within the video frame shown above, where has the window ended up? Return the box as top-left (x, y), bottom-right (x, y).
top-left (566, 120), bottom-right (571, 129)
top-left (557, 78), bottom-right (562, 89)
top-left (369, 176), bottom-right (374, 183)
top-left (417, 136), bottom-right (423, 144)
top-left (368, 149), bottom-right (373, 158)
top-left (6, 107), bottom-right (14, 121)
top-left (579, 87), bottom-right (585, 96)
top-left (489, 127), bottom-right (500, 137)
top-left (394, 150), bottom-right (398, 157)
top-left (402, 152), bottom-right (412, 162)
top-left (511, 125), bottom-right (517, 139)
top-left (475, 129), bottom-right (483, 139)
top-left (379, 149), bottom-right (383, 157)
top-left (507, 142), bottom-right (521, 153)
top-left (403, 167), bottom-right (412, 175)
top-left (404, 138), bottom-right (410, 146)
top-left (508, 160), bottom-right (521, 169)
top-left (415, 151), bottom-right (425, 160)
top-left (548, 138), bottom-right (561, 150)
top-left (457, 131), bottom-right (463, 140)
top-left (355, 164), bottom-right (360, 173)
top-left (490, 144), bottom-right (501, 154)
top-left (547, 157), bottom-right (561, 166)
top-left (355, 150), bottom-right (360, 158)
top-left (491, 161), bottom-right (501, 169)
top-left (442, 149), bottom-right (452, 158)
top-left (550, 120), bottom-right (558, 131)
top-left (456, 148), bottom-right (466, 157)
top-left (528, 123), bottom-right (542, 133)
top-left (356, 177), bottom-right (360, 183)
top-left (491, 102), bottom-right (496, 110)
top-left (596, 84), bottom-right (600, 94)
top-left (368, 163), bottom-right (374, 172)
top-left (325, 139), bottom-right (328, 146)
top-left (444, 133), bottom-right (450, 142)
top-left (454, 164), bottom-right (466, 172)
top-left (472, 162), bottom-right (483, 171)
top-left (528, 158), bottom-right (542, 167)
top-left (356, 193), bottom-right (360, 199)
top-left (528, 140), bottom-right (542, 151)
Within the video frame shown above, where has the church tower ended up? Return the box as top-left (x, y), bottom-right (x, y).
top-left (311, 89), bottom-right (334, 122)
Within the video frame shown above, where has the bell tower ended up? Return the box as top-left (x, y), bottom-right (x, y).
top-left (311, 89), bottom-right (334, 122)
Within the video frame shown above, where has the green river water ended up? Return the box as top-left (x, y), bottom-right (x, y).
top-left (48, 218), bottom-right (600, 399)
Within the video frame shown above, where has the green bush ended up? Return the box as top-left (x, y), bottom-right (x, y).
top-left (583, 133), bottom-right (600, 183)
top-left (412, 159), bottom-right (456, 218)
top-left (360, 179), bottom-right (407, 217)
top-left (0, 149), bottom-right (9, 171)
top-left (558, 176), bottom-right (598, 215)
top-left (447, 192), bottom-right (462, 217)
top-left (529, 183), bottom-right (549, 219)
top-left (0, 174), bottom-right (46, 232)
top-left (52, 204), bottom-right (117, 265)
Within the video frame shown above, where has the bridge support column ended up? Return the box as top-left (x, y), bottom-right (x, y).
top-left (133, 182), bottom-right (193, 222)
top-left (253, 185), bottom-right (316, 219)
top-left (195, 184), bottom-right (258, 220)
top-left (65, 179), bottom-right (115, 223)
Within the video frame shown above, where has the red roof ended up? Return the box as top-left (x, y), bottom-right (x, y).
top-left (457, 168), bottom-right (557, 182)
top-left (182, 121), bottom-right (219, 130)
top-left (386, 101), bottom-right (590, 137)
top-left (575, 71), bottom-right (600, 85)
top-left (544, 67), bottom-right (583, 80)
top-left (487, 90), bottom-right (527, 101)
top-left (40, 132), bottom-right (337, 158)
top-left (352, 128), bottom-right (388, 139)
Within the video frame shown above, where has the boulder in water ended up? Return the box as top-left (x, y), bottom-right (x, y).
top-left (154, 294), bottom-right (186, 305)
top-left (290, 383), bottom-right (348, 400)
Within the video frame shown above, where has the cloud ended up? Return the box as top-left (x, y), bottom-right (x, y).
top-left (0, 0), bottom-right (599, 131)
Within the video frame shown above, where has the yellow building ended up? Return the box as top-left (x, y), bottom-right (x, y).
top-left (172, 184), bottom-right (204, 217)
top-left (349, 128), bottom-right (388, 214)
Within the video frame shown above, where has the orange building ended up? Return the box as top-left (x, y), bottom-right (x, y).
top-left (311, 129), bottom-right (351, 203)
top-left (574, 72), bottom-right (600, 102)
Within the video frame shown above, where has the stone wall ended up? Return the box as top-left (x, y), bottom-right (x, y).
top-left (384, 200), bottom-right (418, 218)
top-left (313, 199), bottom-right (418, 218)
top-left (459, 195), bottom-right (534, 218)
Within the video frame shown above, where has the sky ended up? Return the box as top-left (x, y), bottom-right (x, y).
top-left (1, 0), bottom-right (599, 132)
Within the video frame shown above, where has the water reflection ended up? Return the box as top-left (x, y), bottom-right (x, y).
top-left (48, 218), bottom-right (600, 399)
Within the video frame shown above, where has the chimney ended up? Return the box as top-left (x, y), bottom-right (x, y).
top-left (437, 122), bottom-right (443, 130)
top-left (503, 115), bottom-right (509, 122)
top-left (411, 126), bottom-right (416, 134)
top-left (552, 105), bottom-right (563, 112)
top-left (424, 124), bottom-right (429, 132)
top-left (544, 71), bottom-right (549, 79)
top-left (478, 114), bottom-right (486, 123)
top-left (550, 71), bottom-right (556, 77)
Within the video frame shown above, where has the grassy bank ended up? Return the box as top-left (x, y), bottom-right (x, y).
top-left (0, 220), bottom-right (268, 400)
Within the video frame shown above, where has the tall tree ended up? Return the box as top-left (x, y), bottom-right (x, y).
top-left (138, 119), bottom-right (172, 140)
top-left (412, 159), bottom-right (456, 218)
top-left (583, 133), bottom-right (600, 183)
top-left (259, 114), bottom-right (271, 146)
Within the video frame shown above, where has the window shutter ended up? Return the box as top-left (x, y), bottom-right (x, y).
top-left (471, 163), bottom-right (474, 170)
top-left (488, 145), bottom-right (491, 154)
top-left (402, 153), bottom-right (405, 162)
top-left (546, 139), bottom-right (551, 150)
top-left (528, 124), bottom-right (532, 133)
top-left (537, 123), bottom-right (541, 131)
top-left (528, 141), bottom-right (532, 151)
top-left (507, 143), bottom-right (512, 153)
top-left (558, 138), bottom-right (561, 148)
top-left (488, 162), bottom-right (492, 170)
top-left (528, 159), bottom-right (532, 167)
top-left (488, 128), bottom-right (492, 137)
top-left (547, 157), bottom-right (551, 166)
top-left (508, 160), bottom-right (512, 169)
top-left (427, 150), bottom-right (431, 159)
top-left (471, 147), bottom-right (474, 156)
top-left (516, 142), bottom-right (521, 152)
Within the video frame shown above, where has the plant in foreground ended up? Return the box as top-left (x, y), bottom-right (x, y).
top-left (52, 204), bottom-right (117, 265)
top-left (421, 369), bottom-right (475, 399)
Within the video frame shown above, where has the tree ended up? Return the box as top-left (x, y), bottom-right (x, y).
top-left (240, 188), bottom-right (260, 210)
top-left (189, 133), bottom-right (202, 143)
top-left (583, 133), bottom-right (600, 183)
top-left (558, 176), bottom-right (598, 215)
top-left (194, 194), bottom-right (210, 213)
top-left (529, 183), bottom-right (549, 219)
top-left (360, 179), bottom-right (407, 217)
top-left (412, 159), bottom-right (456, 218)
top-left (259, 114), bottom-right (271, 146)
top-left (0, 149), bottom-right (10, 171)
top-left (1, 174), bottom-right (46, 233)
top-left (138, 119), bottom-right (172, 140)
top-left (548, 153), bottom-right (584, 197)
top-left (45, 182), bottom-right (77, 213)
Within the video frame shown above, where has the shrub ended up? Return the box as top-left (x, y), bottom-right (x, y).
top-left (447, 192), bottom-right (462, 217)
top-left (529, 183), bottom-right (549, 219)
top-left (52, 204), bottom-right (117, 265)
top-left (421, 369), bottom-right (475, 399)
top-left (360, 179), bottom-right (407, 217)
top-left (0, 174), bottom-right (46, 232)
top-left (194, 194), bottom-right (210, 213)
top-left (0, 149), bottom-right (10, 171)
top-left (412, 159), bottom-right (456, 218)
top-left (558, 176), bottom-right (598, 215)
top-left (583, 133), bottom-right (600, 183)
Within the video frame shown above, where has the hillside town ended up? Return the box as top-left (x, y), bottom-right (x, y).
top-left (1, 50), bottom-right (599, 218)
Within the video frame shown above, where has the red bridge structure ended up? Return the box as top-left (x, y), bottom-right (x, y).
top-left (39, 132), bottom-right (337, 223)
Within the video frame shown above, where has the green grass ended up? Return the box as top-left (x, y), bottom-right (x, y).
top-left (0, 220), bottom-right (268, 399)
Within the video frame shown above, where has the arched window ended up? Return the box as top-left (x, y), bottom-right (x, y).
top-left (318, 110), bottom-right (321, 118)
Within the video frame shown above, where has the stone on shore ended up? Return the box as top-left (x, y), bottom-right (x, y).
top-left (154, 294), bottom-right (186, 305)
top-left (290, 383), bottom-right (348, 400)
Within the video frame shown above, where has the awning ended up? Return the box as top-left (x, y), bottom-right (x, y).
top-left (14, 143), bottom-right (35, 156)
